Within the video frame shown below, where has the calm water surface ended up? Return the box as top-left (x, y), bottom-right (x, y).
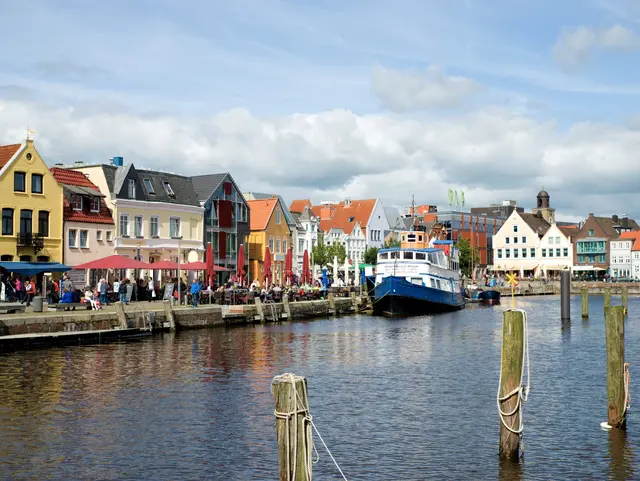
top-left (0, 296), bottom-right (638, 480)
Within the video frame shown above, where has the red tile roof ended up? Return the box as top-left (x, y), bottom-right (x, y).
top-left (247, 198), bottom-right (278, 231)
top-left (50, 167), bottom-right (101, 191)
top-left (289, 199), bottom-right (312, 214)
top-left (313, 199), bottom-right (376, 235)
top-left (619, 231), bottom-right (640, 251)
top-left (0, 143), bottom-right (22, 170)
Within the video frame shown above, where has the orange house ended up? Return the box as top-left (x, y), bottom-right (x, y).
top-left (247, 198), bottom-right (291, 285)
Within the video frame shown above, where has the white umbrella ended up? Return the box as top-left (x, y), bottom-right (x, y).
top-left (333, 255), bottom-right (339, 282)
top-left (344, 257), bottom-right (350, 284)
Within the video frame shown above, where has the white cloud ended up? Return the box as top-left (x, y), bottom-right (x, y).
top-left (553, 24), bottom-right (640, 71)
top-left (371, 64), bottom-right (482, 112)
top-left (1, 97), bottom-right (638, 220)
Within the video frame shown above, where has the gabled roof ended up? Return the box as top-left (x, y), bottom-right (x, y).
top-left (290, 199), bottom-right (312, 214)
top-left (619, 231), bottom-right (640, 251)
top-left (245, 192), bottom-right (296, 226)
top-left (51, 167), bottom-right (101, 191)
top-left (136, 168), bottom-right (201, 206)
top-left (51, 168), bottom-right (114, 224)
top-left (0, 143), bottom-right (22, 171)
top-left (298, 205), bottom-right (317, 223)
top-left (558, 226), bottom-right (577, 239)
top-left (335, 199), bottom-right (376, 229)
top-left (247, 198), bottom-right (278, 231)
top-left (191, 173), bottom-right (227, 201)
top-left (519, 213), bottom-right (551, 237)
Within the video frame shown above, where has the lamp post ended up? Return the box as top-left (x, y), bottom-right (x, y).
top-left (177, 236), bottom-right (183, 305)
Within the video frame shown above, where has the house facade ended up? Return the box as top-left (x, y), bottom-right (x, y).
top-left (613, 231), bottom-right (640, 278)
top-left (50, 168), bottom-right (115, 285)
top-left (0, 140), bottom-right (64, 263)
top-left (572, 214), bottom-right (616, 276)
top-left (191, 173), bottom-right (250, 279)
top-left (631, 234), bottom-right (640, 280)
top-left (292, 205), bottom-right (319, 275)
top-left (538, 224), bottom-right (574, 277)
top-left (73, 159), bottom-right (204, 280)
top-left (247, 198), bottom-right (291, 285)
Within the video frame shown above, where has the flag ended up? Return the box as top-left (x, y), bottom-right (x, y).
top-left (461, 191), bottom-right (465, 207)
top-left (448, 188), bottom-right (453, 206)
top-left (454, 190), bottom-right (459, 207)
top-left (26, 128), bottom-right (36, 140)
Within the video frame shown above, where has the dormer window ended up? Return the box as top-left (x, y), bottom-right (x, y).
top-left (348, 216), bottom-right (355, 222)
top-left (143, 178), bottom-right (155, 194)
top-left (128, 179), bottom-right (136, 199)
top-left (163, 181), bottom-right (175, 197)
top-left (90, 197), bottom-right (100, 213)
top-left (71, 194), bottom-right (83, 211)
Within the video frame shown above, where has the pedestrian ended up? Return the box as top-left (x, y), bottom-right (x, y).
top-left (24, 278), bottom-right (35, 306)
top-left (98, 278), bottom-right (109, 305)
top-left (148, 278), bottom-right (156, 302)
top-left (190, 278), bottom-right (200, 308)
top-left (16, 276), bottom-right (24, 304)
top-left (62, 274), bottom-right (74, 293)
top-left (118, 278), bottom-right (128, 304)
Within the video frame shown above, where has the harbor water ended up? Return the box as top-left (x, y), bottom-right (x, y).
top-left (0, 295), bottom-right (638, 480)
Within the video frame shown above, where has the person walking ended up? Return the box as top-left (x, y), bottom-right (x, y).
top-left (24, 278), bottom-right (35, 307)
top-left (148, 278), bottom-right (156, 302)
top-left (190, 278), bottom-right (200, 308)
top-left (98, 278), bottom-right (109, 305)
top-left (118, 279), bottom-right (128, 304)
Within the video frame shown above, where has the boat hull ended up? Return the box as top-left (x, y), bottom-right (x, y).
top-left (478, 290), bottom-right (501, 304)
top-left (373, 276), bottom-right (465, 316)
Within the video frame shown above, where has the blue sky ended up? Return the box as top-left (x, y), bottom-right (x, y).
top-left (1, 0), bottom-right (639, 218)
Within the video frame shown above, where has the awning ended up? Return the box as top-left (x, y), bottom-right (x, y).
top-left (0, 262), bottom-right (71, 276)
top-left (66, 185), bottom-right (106, 197)
top-left (73, 255), bottom-right (151, 270)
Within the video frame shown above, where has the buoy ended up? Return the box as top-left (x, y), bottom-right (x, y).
top-left (600, 421), bottom-right (612, 430)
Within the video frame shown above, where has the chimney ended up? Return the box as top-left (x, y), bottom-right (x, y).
top-left (612, 214), bottom-right (619, 223)
top-left (622, 217), bottom-right (629, 226)
top-left (111, 156), bottom-right (124, 166)
top-left (345, 197), bottom-right (351, 207)
top-left (588, 213), bottom-right (594, 217)
top-left (54, 162), bottom-right (63, 167)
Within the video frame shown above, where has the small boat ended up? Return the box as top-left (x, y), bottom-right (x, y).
top-left (478, 289), bottom-right (501, 304)
top-left (373, 225), bottom-right (465, 316)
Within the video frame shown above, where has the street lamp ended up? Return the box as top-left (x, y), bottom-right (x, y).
top-left (177, 236), bottom-right (183, 305)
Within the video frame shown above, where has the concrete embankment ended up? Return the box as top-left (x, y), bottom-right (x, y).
top-left (490, 282), bottom-right (640, 297)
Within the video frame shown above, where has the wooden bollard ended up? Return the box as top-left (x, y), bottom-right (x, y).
top-left (581, 287), bottom-right (589, 319)
top-left (114, 301), bottom-right (128, 329)
top-left (163, 300), bottom-right (176, 331)
top-left (621, 286), bottom-right (628, 315)
top-left (282, 296), bottom-right (292, 319)
top-left (604, 288), bottom-right (611, 311)
top-left (605, 306), bottom-right (626, 429)
top-left (272, 373), bottom-right (313, 481)
top-left (498, 310), bottom-right (525, 460)
top-left (327, 292), bottom-right (336, 315)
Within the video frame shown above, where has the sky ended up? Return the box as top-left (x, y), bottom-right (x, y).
top-left (1, 0), bottom-right (639, 221)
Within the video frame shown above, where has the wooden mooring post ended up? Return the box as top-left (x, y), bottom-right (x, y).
top-left (581, 287), bottom-right (589, 319)
top-left (605, 306), bottom-right (626, 429)
top-left (114, 301), bottom-right (128, 329)
top-left (621, 286), bottom-right (628, 315)
top-left (604, 288), bottom-right (612, 311)
top-left (163, 300), bottom-right (176, 331)
top-left (272, 373), bottom-right (313, 481)
top-left (498, 310), bottom-right (525, 460)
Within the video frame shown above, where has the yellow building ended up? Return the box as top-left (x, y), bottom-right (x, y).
top-left (0, 139), bottom-right (63, 262)
top-left (247, 198), bottom-right (291, 285)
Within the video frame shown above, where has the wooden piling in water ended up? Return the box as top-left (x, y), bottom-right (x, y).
top-left (282, 296), bottom-right (291, 319)
top-left (163, 300), bottom-right (176, 331)
top-left (327, 292), bottom-right (336, 315)
top-left (498, 310), bottom-right (524, 460)
top-left (604, 288), bottom-right (612, 311)
top-left (605, 306), bottom-right (626, 429)
top-left (581, 287), bottom-right (589, 319)
top-left (114, 301), bottom-right (128, 329)
top-left (272, 373), bottom-right (313, 481)
top-left (621, 286), bottom-right (628, 315)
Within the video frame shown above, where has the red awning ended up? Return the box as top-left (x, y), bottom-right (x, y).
top-left (149, 260), bottom-right (179, 270)
top-left (73, 255), bottom-right (151, 270)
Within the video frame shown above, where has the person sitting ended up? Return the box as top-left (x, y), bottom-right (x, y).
top-left (59, 289), bottom-right (73, 303)
top-left (84, 288), bottom-right (99, 310)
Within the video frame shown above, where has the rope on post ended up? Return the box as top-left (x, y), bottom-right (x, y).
top-left (496, 309), bottom-right (530, 447)
top-left (271, 373), bottom-right (348, 481)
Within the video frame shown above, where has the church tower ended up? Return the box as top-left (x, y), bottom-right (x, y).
top-left (531, 188), bottom-right (555, 224)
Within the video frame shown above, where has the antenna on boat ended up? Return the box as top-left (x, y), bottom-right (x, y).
top-left (411, 194), bottom-right (415, 232)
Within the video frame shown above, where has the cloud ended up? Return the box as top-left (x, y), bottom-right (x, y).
top-left (1, 97), bottom-right (638, 220)
top-left (34, 60), bottom-right (108, 79)
top-left (553, 24), bottom-right (640, 71)
top-left (371, 64), bottom-right (482, 112)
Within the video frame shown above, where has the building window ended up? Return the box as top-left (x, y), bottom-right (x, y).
top-left (497, 249), bottom-right (502, 259)
top-left (128, 179), bottom-right (136, 199)
top-left (588, 229), bottom-right (595, 237)
top-left (505, 249), bottom-right (510, 258)
top-left (276, 237), bottom-right (281, 254)
top-left (283, 239), bottom-right (288, 253)
top-left (38, 211), bottom-right (49, 237)
top-left (106, 231), bottom-right (112, 242)
top-left (150, 216), bottom-right (159, 237)
top-left (276, 210), bottom-right (281, 224)
top-left (521, 236), bottom-right (526, 244)
top-left (163, 182), bottom-right (175, 197)
top-left (513, 225), bottom-right (518, 233)
top-left (556, 248), bottom-right (561, 257)
top-left (555, 236), bottom-right (560, 243)
top-left (170, 217), bottom-right (181, 238)
top-left (505, 237), bottom-right (510, 244)
top-left (513, 237), bottom-right (518, 244)
top-left (522, 248), bottom-right (527, 258)
top-left (80, 230), bottom-right (88, 248)
top-left (598, 254), bottom-right (606, 263)
top-left (143, 178), bottom-right (155, 194)
top-left (97, 230), bottom-right (103, 241)
top-left (542, 248), bottom-right (546, 257)
top-left (549, 249), bottom-right (554, 257)
top-left (120, 214), bottom-right (130, 237)
top-left (14, 172), bottom-right (26, 192)
top-left (90, 197), bottom-right (100, 213)
top-left (2, 208), bottom-right (14, 235)
top-left (530, 248), bottom-right (535, 257)
top-left (31, 174), bottom-right (43, 194)
top-left (514, 249), bottom-right (519, 258)
top-left (134, 215), bottom-right (143, 237)
top-left (549, 237), bottom-right (554, 245)
top-left (71, 194), bottom-right (83, 211)
top-left (19, 209), bottom-right (32, 234)
top-left (269, 236), bottom-right (274, 252)
top-left (68, 229), bottom-right (77, 247)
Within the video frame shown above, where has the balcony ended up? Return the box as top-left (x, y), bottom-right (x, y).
top-left (17, 232), bottom-right (45, 252)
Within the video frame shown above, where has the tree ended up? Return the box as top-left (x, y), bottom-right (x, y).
top-left (327, 242), bottom-right (346, 264)
top-left (311, 233), bottom-right (329, 267)
top-left (384, 237), bottom-right (401, 248)
top-left (364, 246), bottom-right (379, 265)
top-left (456, 237), bottom-right (479, 278)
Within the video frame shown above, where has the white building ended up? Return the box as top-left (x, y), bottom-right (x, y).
top-left (291, 205), bottom-right (319, 275)
top-left (539, 224), bottom-right (574, 277)
top-left (615, 232), bottom-right (640, 278)
top-left (633, 239), bottom-right (640, 280)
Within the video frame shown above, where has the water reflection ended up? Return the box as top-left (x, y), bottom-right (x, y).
top-left (609, 429), bottom-right (636, 481)
top-left (499, 458), bottom-right (523, 481)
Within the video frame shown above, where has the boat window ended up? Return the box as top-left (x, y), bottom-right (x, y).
top-left (415, 252), bottom-right (426, 260)
top-left (428, 253), bottom-right (437, 264)
top-left (390, 251), bottom-right (400, 259)
top-left (379, 252), bottom-right (388, 260)
top-left (401, 235), bottom-right (406, 241)
top-left (403, 251), bottom-right (414, 260)
top-left (436, 280), bottom-right (442, 289)
top-left (407, 234), bottom-right (416, 242)
top-left (418, 235), bottom-right (423, 242)
top-left (430, 278), bottom-right (436, 288)
top-left (411, 277), bottom-right (422, 285)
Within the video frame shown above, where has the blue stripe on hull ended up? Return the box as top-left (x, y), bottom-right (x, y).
top-left (373, 276), bottom-right (465, 316)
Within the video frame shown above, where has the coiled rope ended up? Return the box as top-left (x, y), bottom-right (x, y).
top-left (271, 373), bottom-right (348, 481)
top-left (496, 309), bottom-right (530, 445)
top-left (623, 362), bottom-right (631, 419)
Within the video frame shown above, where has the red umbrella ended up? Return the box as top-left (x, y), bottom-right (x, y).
top-left (302, 249), bottom-right (310, 285)
top-left (285, 247), bottom-right (293, 285)
top-left (73, 254), bottom-right (150, 270)
top-left (237, 244), bottom-right (246, 286)
top-left (182, 261), bottom-right (206, 270)
top-left (263, 246), bottom-right (272, 286)
top-left (206, 242), bottom-right (214, 288)
top-left (150, 259), bottom-right (179, 270)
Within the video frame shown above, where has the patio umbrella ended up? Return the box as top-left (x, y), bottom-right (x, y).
top-left (206, 242), bottom-right (214, 288)
top-left (237, 244), bottom-right (246, 286)
top-left (302, 249), bottom-right (309, 285)
top-left (150, 259), bottom-right (179, 270)
top-left (264, 246), bottom-right (272, 286)
top-left (73, 255), bottom-right (150, 270)
top-left (182, 261), bottom-right (206, 270)
top-left (322, 267), bottom-right (328, 289)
